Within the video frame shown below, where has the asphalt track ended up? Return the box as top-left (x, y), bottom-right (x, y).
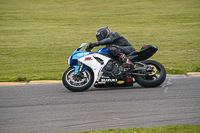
top-left (0, 76), bottom-right (200, 133)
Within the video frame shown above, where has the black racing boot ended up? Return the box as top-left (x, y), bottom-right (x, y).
top-left (119, 54), bottom-right (134, 69)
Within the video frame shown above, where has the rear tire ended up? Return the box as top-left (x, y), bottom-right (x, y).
top-left (134, 60), bottom-right (166, 87)
top-left (62, 67), bottom-right (94, 92)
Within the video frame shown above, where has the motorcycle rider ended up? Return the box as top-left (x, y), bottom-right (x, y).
top-left (86, 27), bottom-right (135, 68)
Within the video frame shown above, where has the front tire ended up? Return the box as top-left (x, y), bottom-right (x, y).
top-left (62, 67), bottom-right (94, 92)
top-left (134, 60), bottom-right (166, 87)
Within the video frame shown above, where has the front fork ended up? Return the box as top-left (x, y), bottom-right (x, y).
top-left (72, 63), bottom-right (85, 75)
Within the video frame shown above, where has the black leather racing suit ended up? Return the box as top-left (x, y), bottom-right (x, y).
top-left (93, 32), bottom-right (135, 57)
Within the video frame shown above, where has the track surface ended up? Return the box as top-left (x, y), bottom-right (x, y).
top-left (0, 77), bottom-right (200, 133)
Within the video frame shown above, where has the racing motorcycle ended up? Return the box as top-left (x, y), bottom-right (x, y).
top-left (62, 43), bottom-right (166, 92)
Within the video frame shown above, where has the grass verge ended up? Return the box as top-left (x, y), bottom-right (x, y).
top-left (75, 125), bottom-right (200, 133)
top-left (0, 0), bottom-right (200, 81)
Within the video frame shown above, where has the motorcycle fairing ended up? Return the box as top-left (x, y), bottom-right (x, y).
top-left (68, 43), bottom-right (110, 65)
top-left (95, 47), bottom-right (110, 55)
top-left (68, 43), bottom-right (111, 79)
top-left (78, 53), bottom-right (111, 85)
top-left (68, 43), bottom-right (93, 65)
top-left (94, 76), bottom-right (134, 88)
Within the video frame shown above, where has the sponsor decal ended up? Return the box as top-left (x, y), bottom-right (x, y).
top-left (97, 82), bottom-right (106, 84)
top-left (143, 45), bottom-right (148, 49)
top-left (117, 81), bottom-right (124, 84)
top-left (101, 79), bottom-right (117, 82)
top-left (85, 57), bottom-right (92, 61)
top-left (101, 76), bottom-right (109, 78)
top-left (77, 52), bottom-right (89, 57)
top-left (127, 78), bottom-right (133, 82)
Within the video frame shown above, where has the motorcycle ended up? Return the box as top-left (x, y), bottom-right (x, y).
top-left (62, 43), bottom-right (166, 92)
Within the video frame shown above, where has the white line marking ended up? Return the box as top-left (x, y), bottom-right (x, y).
top-left (162, 78), bottom-right (172, 92)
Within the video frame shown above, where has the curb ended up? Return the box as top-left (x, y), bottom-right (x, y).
top-left (0, 80), bottom-right (62, 86)
top-left (0, 82), bottom-right (27, 86)
top-left (186, 72), bottom-right (200, 77)
top-left (28, 80), bottom-right (62, 84)
top-left (0, 73), bottom-right (200, 87)
top-left (166, 75), bottom-right (186, 78)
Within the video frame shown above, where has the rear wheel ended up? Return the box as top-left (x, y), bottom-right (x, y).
top-left (134, 60), bottom-right (166, 87)
top-left (62, 67), bottom-right (94, 92)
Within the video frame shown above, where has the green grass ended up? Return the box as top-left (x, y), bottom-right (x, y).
top-left (0, 0), bottom-right (200, 81)
top-left (76, 125), bottom-right (200, 133)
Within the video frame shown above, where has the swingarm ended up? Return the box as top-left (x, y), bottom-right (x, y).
top-left (126, 62), bottom-right (154, 75)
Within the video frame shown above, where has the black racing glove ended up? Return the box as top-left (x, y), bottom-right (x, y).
top-left (85, 43), bottom-right (95, 52)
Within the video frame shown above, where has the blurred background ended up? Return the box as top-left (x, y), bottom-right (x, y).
top-left (0, 0), bottom-right (199, 81)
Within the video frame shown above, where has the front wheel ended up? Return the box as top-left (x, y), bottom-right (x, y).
top-left (134, 60), bottom-right (166, 87)
top-left (62, 67), bottom-right (94, 92)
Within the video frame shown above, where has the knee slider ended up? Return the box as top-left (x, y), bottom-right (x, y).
top-left (108, 45), bottom-right (119, 56)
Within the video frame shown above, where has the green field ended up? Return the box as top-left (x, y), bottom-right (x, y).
top-left (77, 125), bottom-right (200, 133)
top-left (0, 0), bottom-right (200, 82)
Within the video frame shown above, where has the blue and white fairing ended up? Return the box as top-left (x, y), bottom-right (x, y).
top-left (68, 43), bottom-right (110, 65)
top-left (95, 47), bottom-right (110, 55)
top-left (68, 43), bottom-right (111, 85)
top-left (68, 43), bottom-right (91, 65)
